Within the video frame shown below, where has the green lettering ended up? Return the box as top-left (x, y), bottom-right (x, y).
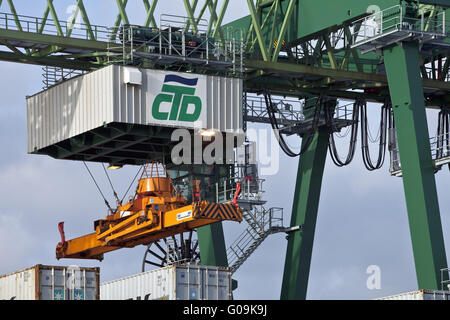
top-left (179, 95), bottom-right (202, 122)
top-left (152, 93), bottom-right (173, 120)
top-left (161, 85), bottom-right (196, 121)
top-left (152, 84), bottom-right (202, 122)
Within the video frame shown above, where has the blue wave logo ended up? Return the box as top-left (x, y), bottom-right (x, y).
top-left (164, 75), bottom-right (198, 87)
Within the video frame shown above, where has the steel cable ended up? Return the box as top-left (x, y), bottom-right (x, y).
top-left (102, 163), bottom-right (122, 206)
top-left (121, 165), bottom-right (144, 203)
top-left (83, 161), bottom-right (114, 213)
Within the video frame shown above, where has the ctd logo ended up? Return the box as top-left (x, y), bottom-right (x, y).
top-left (152, 75), bottom-right (202, 122)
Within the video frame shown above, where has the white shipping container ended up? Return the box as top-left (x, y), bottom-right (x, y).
top-left (0, 265), bottom-right (100, 300)
top-left (100, 264), bottom-right (232, 300)
top-left (377, 289), bottom-right (450, 300)
top-left (27, 65), bottom-right (243, 153)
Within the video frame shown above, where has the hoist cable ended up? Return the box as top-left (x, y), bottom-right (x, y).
top-left (102, 163), bottom-right (121, 206)
top-left (83, 162), bottom-right (114, 213)
top-left (121, 165), bottom-right (144, 204)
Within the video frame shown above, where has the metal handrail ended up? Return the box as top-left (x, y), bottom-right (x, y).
top-left (109, 24), bottom-right (244, 73)
top-left (226, 206), bottom-right (284, 269)
top-left (0, 11), bottom-right (110, 41)
top-left (390, 132), bottom-right (450, 174)
top-left (441, 268), bottom-right (450, 291)
top-left (215, 176), bottom-right (265, 204)
top-left (352, 4), bottom-right (448, 47)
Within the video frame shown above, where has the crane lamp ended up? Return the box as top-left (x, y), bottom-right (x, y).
top-left (108, 164), bottom-right (123, 170)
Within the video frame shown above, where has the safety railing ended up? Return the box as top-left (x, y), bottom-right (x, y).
top-left (42, 66), bottom-right (85, 90)
top-left (0, 11), bottom-right (110, 42)
top-left (431, 132), bottom-right (450, 163)
top-left (215, 176), bottom-right (265, 205)
top-left (245, 95), bottom-right (305, 125)
top-left (441, 268), bottom-right (450, 291)
top-left (352, 4), bottom-right (448, 50)
top-left (389, 132), bottom-right (450, 176)
top-left (108, 16), bottom-right (244, 74)
top-left (244, 95), bottom-right (357, 126)
top-left (334, 100), bottom-right (357, 122)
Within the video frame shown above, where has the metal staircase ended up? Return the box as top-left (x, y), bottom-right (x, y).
top-left (227, 206), bottom-right (286, 274)
top-left (212, 143), bottom-right (300, 274)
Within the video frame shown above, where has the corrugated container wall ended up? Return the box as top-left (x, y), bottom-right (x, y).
top-left (100, 264), bottom-right (232, 300)
top-left (27, 66), bottom-right (243, 153)
top-left (0, 265), bottom-right (100, 300)
top-left (377, 290), bottom-right (450, 300)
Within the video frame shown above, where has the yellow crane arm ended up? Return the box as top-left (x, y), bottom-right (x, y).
top-left (56, 202), bottom-right (242, 261)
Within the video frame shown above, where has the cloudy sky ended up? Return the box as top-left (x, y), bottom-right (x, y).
top-left (1, 1), bottom-right (450, 300)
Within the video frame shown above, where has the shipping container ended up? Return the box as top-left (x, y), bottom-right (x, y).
top-left (26, 65), bottom-right (243, 156)
top-left (377, 289), bottom-right (450, 300)
top-left (100, 264), bottom-right (232, 300)
top-left (0, 265), bottom-right (100, 300)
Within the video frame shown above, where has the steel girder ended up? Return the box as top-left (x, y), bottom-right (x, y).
top-left (0, 0), bottom-right (449, 298)
top-left (0, 1), bottom-right (448, 101)
top-left (384, 41), bottom-right (448, 290)
top-left (280, 127), bottom-right (330, 300)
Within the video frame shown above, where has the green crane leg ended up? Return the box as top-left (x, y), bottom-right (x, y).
top-left (383, 42), bottom-right (448, 290)
top-left (280, 128), bottom-right (330, 300)
top-left (197, 222), bottom-right (228, 267)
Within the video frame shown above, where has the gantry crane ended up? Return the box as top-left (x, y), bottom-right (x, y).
top-left (0, 0), bottom-right (449, 300)
top-left (56, 163), bottom-right (242, 261)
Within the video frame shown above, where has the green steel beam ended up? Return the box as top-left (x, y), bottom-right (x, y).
top-left (267, 0), bottom-right (279, 58)
top-left (206, 0), bottom-right (218, 35)
top-left (0, 50), bottom-right (97, 70)
top-left (211, 0), bottom-right (229, 38)
top-left (0, 29), bottom-right (109, 52)
top-left (143, 0), bottom-right (158, 28)
top-left (183, 0), bottom-right (198, 34)
top-left (247, 0), bottom-right (269, 61)
top-left (45, 0), bottom-right (63, 36)
top-left (197, 223), bottom-right (229, 267)
top-left (38, 5), bottom-right (50, 34)
top-left (115, 0), bottom-right (130, 26)
top-left (281, 127), bottom-right (330, 300)
top-left (66, 4), bottom-right (80, 37)
top-left (76, 0), bottom-right (95, 41)
top-left (248, 1), bottom-right (275, 54)
top-left (185, 0), bottom-right (200, 33)
top-left (323, 34), bottom-right (337, 69)
top-left (419, 0), bottom-right (450, 7)
top-left (245, 59), bottom-right (450, 92)
top-left (271, 0), bottom-right (295, 62)
top-left (383, 41), bottom-right (448, 290)
top-left (110, 0), bottom-right (128, 41)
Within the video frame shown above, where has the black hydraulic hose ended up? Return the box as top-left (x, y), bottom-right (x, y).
top-left (264, 92), bottom-right (323, 158)
top-left (328, 100), bottom-right (360, 167)
top-left (360, 101), bottom-right (389, 171)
